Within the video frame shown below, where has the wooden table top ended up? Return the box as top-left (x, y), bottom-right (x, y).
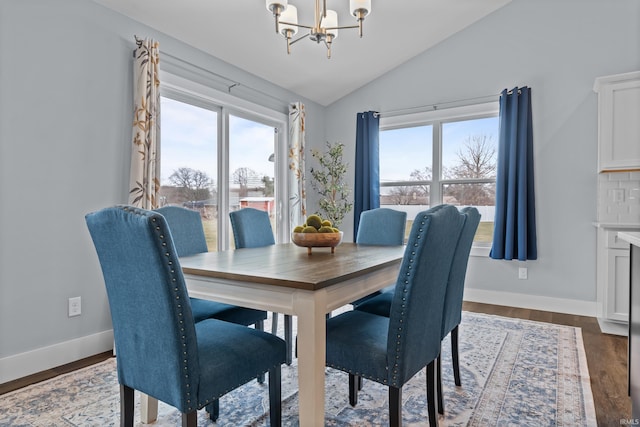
top-left (179, 243), bottom-right (406, 291)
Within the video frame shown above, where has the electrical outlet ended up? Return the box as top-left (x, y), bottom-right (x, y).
top-left (518, 267), bottom-right (528, 280)
top-left (612, 189), bottom-right (625, 203)
top-left (68, 297), bottom-right (81, 317)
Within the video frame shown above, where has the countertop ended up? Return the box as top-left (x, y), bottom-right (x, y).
top-left (619, 232), bottom-right (640, 247)
top-left (592, 222), bottom-right (640, 230)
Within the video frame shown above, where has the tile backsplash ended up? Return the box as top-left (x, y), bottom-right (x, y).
top-left (597, 171), bottom-right (640, 224)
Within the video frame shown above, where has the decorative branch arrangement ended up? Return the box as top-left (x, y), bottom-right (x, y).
top-left (309, 142), bottom-right (353, 227)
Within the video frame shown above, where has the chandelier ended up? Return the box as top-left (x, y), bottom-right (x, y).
top-left (266, 0), bottom-right (372, 59)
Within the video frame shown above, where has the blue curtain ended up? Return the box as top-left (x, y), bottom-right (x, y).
top-left (353, 111), bottom-right (380, 240)
top-left (490, 87), bottom-right (537, 261)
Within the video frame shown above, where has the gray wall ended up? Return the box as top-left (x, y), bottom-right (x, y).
top-left (0, 0), bottom-right (325, 378)
top-left (322, 0), bottom-right (640, 305)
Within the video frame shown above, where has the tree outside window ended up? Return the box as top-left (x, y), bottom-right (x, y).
top-left (379, 105), bottom-right (498, 246)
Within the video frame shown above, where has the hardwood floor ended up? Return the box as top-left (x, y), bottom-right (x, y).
top-left (0, 351), bottom-right (114, 396)
top-left (0, 303), bottom-right (631, 425)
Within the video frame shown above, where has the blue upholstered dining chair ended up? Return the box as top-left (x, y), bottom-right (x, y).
top-left (355, 207), bottom-right (407, 246)
top-left (85, 205), bottom-right (286, 427)
top-left (229, 207), bottom-right (276, 248)
top-left (229, 207), bottom-right (293, 365)
top-left (350, 208), bottom-right (407, 308)
top-left (155, 206), bottom-right (268, 328)
top-left (354, 206), bottom-right (481, 415)
top-left (325, 205), bottom-right (465, 427)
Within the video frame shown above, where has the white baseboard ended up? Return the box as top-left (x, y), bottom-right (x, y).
top-left (0, 330), bottom-right (114, 384)
top-left (597, 317), bottom-right (628, 336)
top-left (463, 288), bottom-right (597, 318)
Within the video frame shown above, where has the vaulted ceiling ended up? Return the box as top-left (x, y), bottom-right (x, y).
top-left (94, 0), bottom-right (511, 106)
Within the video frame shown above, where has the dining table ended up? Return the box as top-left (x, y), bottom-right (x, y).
top-left (139, 242), bottom-right (405, 426)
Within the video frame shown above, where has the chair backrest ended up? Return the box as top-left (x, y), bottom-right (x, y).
top-left (154, 206), bottom-right (208, 256)
top-left (386, 205), bottom-right (465, 387)
top-left (86, 205), bottom-right (199, 412)
top-left (441, 207), bottom-right (481, 339)
top-left (229, 208), bottom-right (275, 248)
top-left (356, 208), bottom-right (407, 246)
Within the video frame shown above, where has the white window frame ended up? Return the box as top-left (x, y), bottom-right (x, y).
top-left (160, 71), bottom-right (290, 249)
top-left (380, 102), bottom-right (499, 257)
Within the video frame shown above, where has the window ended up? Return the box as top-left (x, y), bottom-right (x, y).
top-left (379, 103), bottom-right (499, 253)
top-left (228, 113), bottom-right (278, 248)
top-left (158, 72), bottom-right (287, 251)
top-left (160, 97), bottom-right (219, 250)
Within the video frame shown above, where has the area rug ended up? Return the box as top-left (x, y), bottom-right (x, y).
top-left (0, 312), bottom-right (597, 426)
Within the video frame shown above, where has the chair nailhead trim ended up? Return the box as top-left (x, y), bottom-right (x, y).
top-left (387, 213), bottom-right (429, 387)
top-left (326, 363), bottom-right (388, 385)
top-left (150, 209), bottom-right (195, 411)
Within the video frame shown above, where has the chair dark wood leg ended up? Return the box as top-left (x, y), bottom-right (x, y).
top-left (182, 411), bottom-right (197, 427)
top-left (437, 353), bottom-right (444, 414)
top-left (119, 384), bottom-right (134, 427)
top-left (451, 325), bottom-right (461, 386)
top-left (257, 318), bottom-right (266, 383)
top-left (358, 375), bottom-right (363, 391)
top-left (271, 312), bottom-right (279, 334)
top-left (426, 360), bottom-right (439, 427)
top-left (269, 366), bottom-right (282, 427)
top-left (206, 400), bottom-right (219, 422)
top-left (389, 386), bottom-right (402, 427)
top-left (349, 374), bottom-right (359, 406)
top-left (285, 315), bottom-right (293, 365)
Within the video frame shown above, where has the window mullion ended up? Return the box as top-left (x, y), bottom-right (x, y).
top-left (218, 108), bottom-right (230, 251)
top-left (274, 125), bottom-right (290, 243)
top-left (431, 121), bottom-right (442, 205)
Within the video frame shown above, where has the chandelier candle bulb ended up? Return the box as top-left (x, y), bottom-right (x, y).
top-left (279, 4), bottom-right (299, 54)
top-left (321, 9), bottom-right (338, 58)
top-left (321, 10), bottom-right (338, 37)
top-left (279, 4), bottom-right (298, 36)
top-left (266, 0), bottom-right (288, 33)
top-left (350, 0), bottom-right (372, 15)
top-left (350, 0), bottom-right (371, 36)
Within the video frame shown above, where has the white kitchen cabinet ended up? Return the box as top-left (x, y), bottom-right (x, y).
top-left (596, 226), bottom-right (631, 335)
top-left (593, 71), bottom-right (640, 172)
top-left (605, 248), bottom-right (630, 321)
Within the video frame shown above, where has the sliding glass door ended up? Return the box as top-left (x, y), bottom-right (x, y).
top-left (159, 93), bottom-right (285, 251)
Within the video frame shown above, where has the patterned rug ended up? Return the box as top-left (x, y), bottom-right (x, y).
top-left (0, 312), bottom-right (597, 426)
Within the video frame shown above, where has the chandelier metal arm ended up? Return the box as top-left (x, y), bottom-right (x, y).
top-left (279, 21), bottom-right (314, 30)
top-left (323, 25), bottom-right (359, 30)
top-left (289, 33), bottom-right (310, 46)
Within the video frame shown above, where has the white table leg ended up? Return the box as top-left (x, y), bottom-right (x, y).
top-left (294, 290), bottom-right (327, 427)
top-left (140, 393), bottom-right (158, 423)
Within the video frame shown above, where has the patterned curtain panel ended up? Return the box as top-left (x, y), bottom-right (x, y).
top-left (128, 37), bottom-right (161, 209)
top-left (288, 102), bottom-right (307, 232)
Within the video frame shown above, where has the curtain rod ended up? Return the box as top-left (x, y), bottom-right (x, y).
top-left (161, 51), bottom-right (285, 103)
top-left (132, 37), bottom-right (287, 105)
top-left (374, 89), bottom-right (518, 118)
